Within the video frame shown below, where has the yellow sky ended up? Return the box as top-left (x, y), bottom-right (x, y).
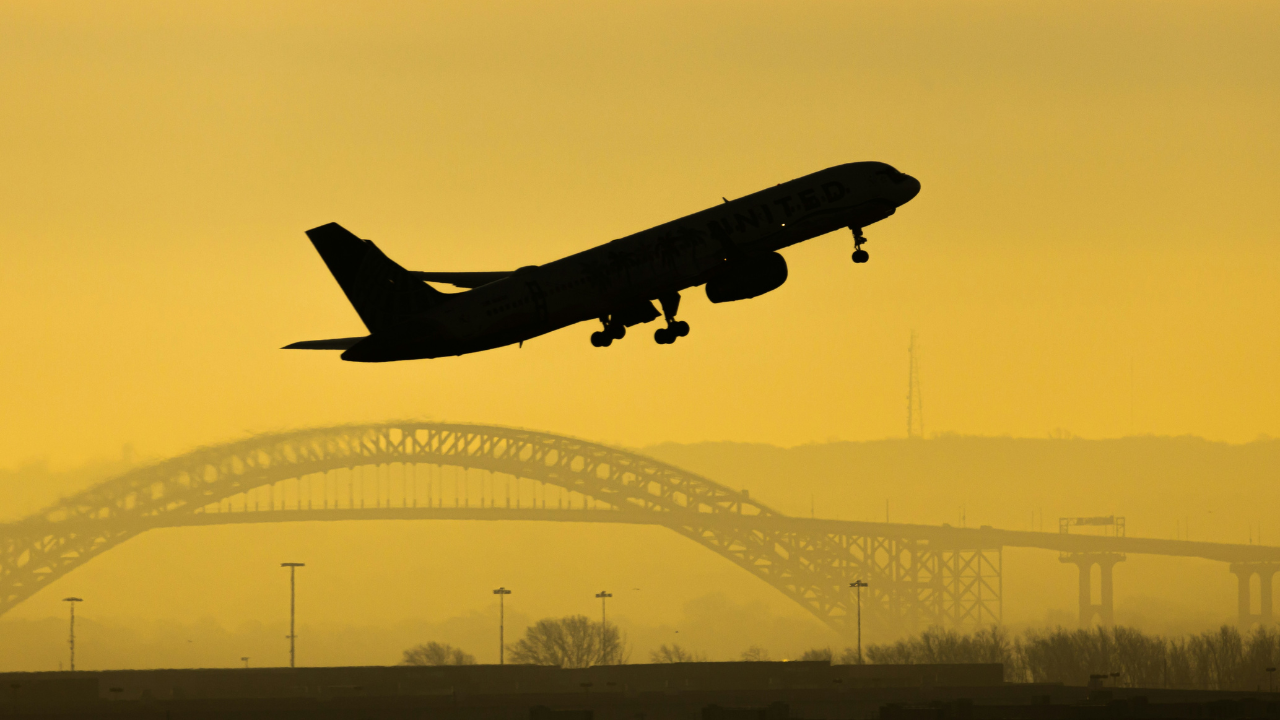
top-left (1, 1), bottom-right (1279, 669)
top-left (2, 1), bottom-right (1278, 466)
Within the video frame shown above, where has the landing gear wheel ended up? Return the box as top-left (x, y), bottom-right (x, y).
top-left (594, 316), bottom-right (624, 346)
top-left (850, 227), bottom-right (869, 264)
top-left (655, 292), bottom-right (688, 345)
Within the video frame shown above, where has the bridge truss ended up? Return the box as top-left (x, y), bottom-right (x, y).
top-left (0, 423), bottom-right (1001, 637)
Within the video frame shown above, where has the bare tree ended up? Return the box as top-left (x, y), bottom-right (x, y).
top-left (863, 625), bottom-right (1015, 672)
top-left (740, 646), bottom-right (771, 662)
top-left (650, 643), bottom-right (707, 663)
top-left (837, 647), bottom-right (866, 665)
top-left (508, 615), bottom-right (629, 668)
top-left (798, 647), bottom-right (833, 662)
top-left (401, 641), bottom-right (476, 666)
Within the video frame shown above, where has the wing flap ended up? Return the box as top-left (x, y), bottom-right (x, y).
top-left (411, 271), bottom-right (512, 289)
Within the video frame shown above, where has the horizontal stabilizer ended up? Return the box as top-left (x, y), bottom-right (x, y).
top-left (282, 337), bottom-right (366, 350)
top-left (411, 271), bottom-right (512, 289)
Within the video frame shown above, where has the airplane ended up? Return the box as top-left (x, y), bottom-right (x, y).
top-left (285, 162), bottom-right (920, 362)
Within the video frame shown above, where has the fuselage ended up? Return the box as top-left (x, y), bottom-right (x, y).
top-left (342, 162), bottom-right (920, 361)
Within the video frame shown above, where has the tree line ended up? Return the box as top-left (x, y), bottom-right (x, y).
top-left (403, 619), bottom-right (1280, 690)
top-left (856, 625), bottom-right (1280, 690)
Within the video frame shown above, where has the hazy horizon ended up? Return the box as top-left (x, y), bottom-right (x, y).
top-left (2, 431), bottom-right (1275, 672)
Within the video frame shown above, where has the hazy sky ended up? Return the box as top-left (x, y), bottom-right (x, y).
top-left (1, 1), bottom-right (1278, 669)
top-left (2, 1), bottom-right (1277, 468)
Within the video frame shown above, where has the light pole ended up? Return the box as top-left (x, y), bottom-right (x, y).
top-left (281, 563), bottom-right (305, 668)
top-left (63, 597), bottom-right (82, 671)
top-left (494, 587), bottom-right (512, 665)
top-left (849, 580), bottom-right (868, 665)
top-left (595, 591), bottom-right (612, 664)
top-left (1268, 667), bottom-right (1276, 692)
top-left (241, 657), bottom-right (250, 669)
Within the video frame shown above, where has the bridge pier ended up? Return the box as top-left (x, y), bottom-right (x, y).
top-left (1061, 553), bottom-right (1124, 627)
top-left (1229, 563), bottom-right (1278, 629)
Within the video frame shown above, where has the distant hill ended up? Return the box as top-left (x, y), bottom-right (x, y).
top-left (640, 436), bottom-right (1280, 545)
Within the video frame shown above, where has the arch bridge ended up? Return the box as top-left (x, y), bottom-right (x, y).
top-left (2, 423), bottom-right (1277, 636)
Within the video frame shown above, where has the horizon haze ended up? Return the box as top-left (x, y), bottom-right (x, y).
top-left (1, 432), bottom-right (1276, 671)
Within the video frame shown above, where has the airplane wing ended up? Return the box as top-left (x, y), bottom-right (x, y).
top-left (411, 271), bottom-right (512, 289)
top-left (282, 337), bottom-right (366, 350)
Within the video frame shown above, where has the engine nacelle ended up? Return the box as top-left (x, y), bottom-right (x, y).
top-left (705, 252), bottom-right (788, 303)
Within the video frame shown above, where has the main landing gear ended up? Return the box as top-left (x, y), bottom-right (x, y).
top-left (590, 317), bottom-right (626, 347)
top-left (589, 294), bottom-right (689, 348)
top-left (654, 292), bottom-right (689, 345)
top-left (851, 227), bottom-right (870, 264)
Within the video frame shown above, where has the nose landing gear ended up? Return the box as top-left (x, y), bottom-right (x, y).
top-left (654, 292), bottom-right (690, 345)
top-left (851, 227), bottom-right (870, 264)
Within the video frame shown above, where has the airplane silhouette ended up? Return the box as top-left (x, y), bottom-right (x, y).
top-left (286, 162), bottom-right (920, 362)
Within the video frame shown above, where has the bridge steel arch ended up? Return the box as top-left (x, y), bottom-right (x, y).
top-left (0, 423), bottom-right (1000, 636)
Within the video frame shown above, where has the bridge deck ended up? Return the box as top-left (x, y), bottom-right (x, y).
top-left (116, 506), bottom-right (1280, 564)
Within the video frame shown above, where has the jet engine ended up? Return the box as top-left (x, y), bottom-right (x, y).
top-left (705, 252), bottom-right (788, 303)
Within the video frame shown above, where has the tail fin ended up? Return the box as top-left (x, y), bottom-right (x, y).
top-left (304, 222), bottom-right (445, 332)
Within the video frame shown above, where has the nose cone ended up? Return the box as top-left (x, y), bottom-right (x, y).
top-left (897, 174), bottom-right (921, 205)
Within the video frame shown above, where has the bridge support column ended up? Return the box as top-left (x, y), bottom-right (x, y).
top-left (1073, 558), bottom-right (1093, 626)
top-left (1061, 553), bottom-right (1124, 627)
top-left (1099, 558), bottom-right (1116, 626)
top-left (1230, 563), bottom-right (1279, 629)
top-left (1265, 570), bottom-right (1275, 625)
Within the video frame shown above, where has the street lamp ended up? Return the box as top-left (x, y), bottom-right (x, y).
top-left (241, 657), bottom-right (250, 669)
top-left (595, 591), bottom-right (613, 664)
top-left (849, 580), bottom-right (868, 665)
top-left (494, 587), bottom-right (512, 665)
top-left (1267, 667), bottom-right (1276, 692)
top-left (63, 598), bottom-right (82, 672)
top-left (281, 563), bottom-right (305, 668)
